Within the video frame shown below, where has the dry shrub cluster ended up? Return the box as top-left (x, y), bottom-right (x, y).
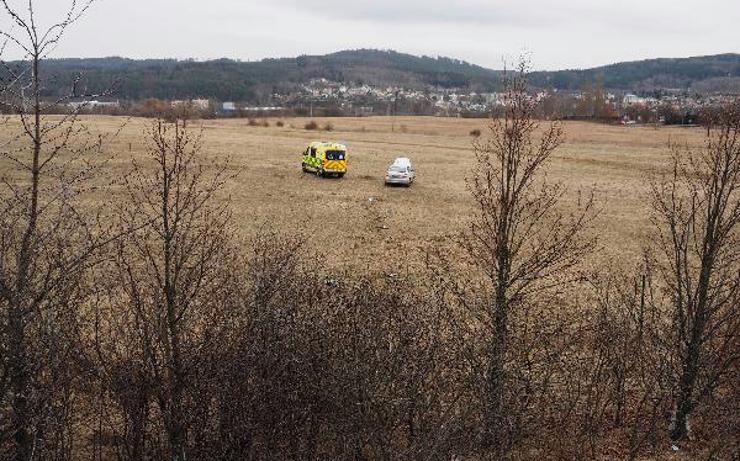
top-left (247, 118), bottom-right (270, 127)
top-left (201, 244), bottom-right (475, 460)
top-left (303, 120), bottom-right (335, 132)
top-left (125, 99), bottom-right (215, 121)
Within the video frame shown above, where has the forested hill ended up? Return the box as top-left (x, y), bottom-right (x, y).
top-left (529, 53), bottom-right (740, 92)
top-left (25, 50), bottom-right (740, 102)
top-left (34, 50), bottom-right (501, 102)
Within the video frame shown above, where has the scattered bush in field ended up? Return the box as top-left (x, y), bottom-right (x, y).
top-left (323, 123), bottom-right (334, 131)
top-left (470, 128), bottom-right (482, 137)
top-left (276, 120), bottom-right (285, 127)
top-left (304, 120), bottom-right (319, 130)
top-left (247, 119), bottom-right (270, 128)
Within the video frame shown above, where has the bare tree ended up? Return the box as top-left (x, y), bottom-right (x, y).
top-left (94, 120), bottom-right (240, 461)
top-left (649, 102), bottom-right (740, 442)
top-left (462, 64), bottom-right (596, 452)
top-left (0, 2), bottom-right (108, 459)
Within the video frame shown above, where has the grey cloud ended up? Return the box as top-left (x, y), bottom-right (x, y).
top-left (268, 0), bottom-right (711, 34)
top-left (268, 0), bottom-right (562, 26)
top-left (1, 0), bottom-right (737, 70)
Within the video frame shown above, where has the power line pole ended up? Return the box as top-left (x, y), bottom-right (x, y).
top-left (392, 89), bottom-right (400, 133)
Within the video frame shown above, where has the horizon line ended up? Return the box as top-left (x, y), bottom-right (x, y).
top-left (36, 49), bottom-right (740, 74)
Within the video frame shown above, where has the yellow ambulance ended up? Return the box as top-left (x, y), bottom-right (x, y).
top-left (301, 142), bottom-right (348, 178)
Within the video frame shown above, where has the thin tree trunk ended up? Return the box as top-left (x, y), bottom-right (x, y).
top-left (485, 300), bottom-right (508, 448)
top-left (671, 190), bottom-right (720, 441)
top-left (10, 48), bottom-right (42, 461)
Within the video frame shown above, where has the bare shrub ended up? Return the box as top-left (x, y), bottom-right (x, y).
top-left (304, 120), bottom-right (319, 130)
top-left (583, 269), bottom-right (673, 459)
top-left (247, 118), bottom-right (269, 128)
top-left (470, 128), bottom-right (482, 137)
top-left (198, 234), bottom-right (476, 459)
top-left (276, 120), bottom-right (285, 127)
top-left (323, 122), bottom-right (334, 131)
top-left (130, 98), bottom-right (171, 119)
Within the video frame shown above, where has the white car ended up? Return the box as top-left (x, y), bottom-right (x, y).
top-left (384, 157), bottom-right (415, 186)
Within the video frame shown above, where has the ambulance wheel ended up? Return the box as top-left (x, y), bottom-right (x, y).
top-left (316, 168), bottom-right (324, 177)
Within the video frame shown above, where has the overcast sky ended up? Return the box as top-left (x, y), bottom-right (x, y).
top-left (1, 0), bottom-right (738, 70)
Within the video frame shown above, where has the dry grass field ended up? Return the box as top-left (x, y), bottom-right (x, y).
top-left (0, 115), bottom-right (728, 460)
top-left (2, 115), bottom-right (707, 272)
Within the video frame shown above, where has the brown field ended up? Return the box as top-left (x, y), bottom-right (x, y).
top-left (0, 115), bottom-right (725, 460)
top-left (2, 115), bottom-right (707, 272)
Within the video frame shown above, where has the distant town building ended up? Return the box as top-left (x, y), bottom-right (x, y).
top-left (191, 99), bottom-right (210, 110)
top-left (623, 94), bottom-right (644, 105)
top-left (171, 99), bottom-right (212, 111)
top-left (67, 100), bottom-right (120, 111)
top-left (241, 106), bottom-right (285, 112)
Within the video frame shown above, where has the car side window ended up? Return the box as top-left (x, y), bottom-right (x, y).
top-left (311, 147), bottom-right (317, 157)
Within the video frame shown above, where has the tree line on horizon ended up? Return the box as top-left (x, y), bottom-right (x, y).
top-left (1, 49), bottom-right (738, 104)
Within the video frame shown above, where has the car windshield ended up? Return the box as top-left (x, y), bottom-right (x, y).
top-left (326, 150), bottom-right (345, 160)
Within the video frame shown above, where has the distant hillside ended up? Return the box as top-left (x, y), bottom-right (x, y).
top-left (11, 50), bottom-right (740, 103)
top-left (530, 54), bottom-right (740, 92)
top-left (31, 50), bottom-right (501, 102)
